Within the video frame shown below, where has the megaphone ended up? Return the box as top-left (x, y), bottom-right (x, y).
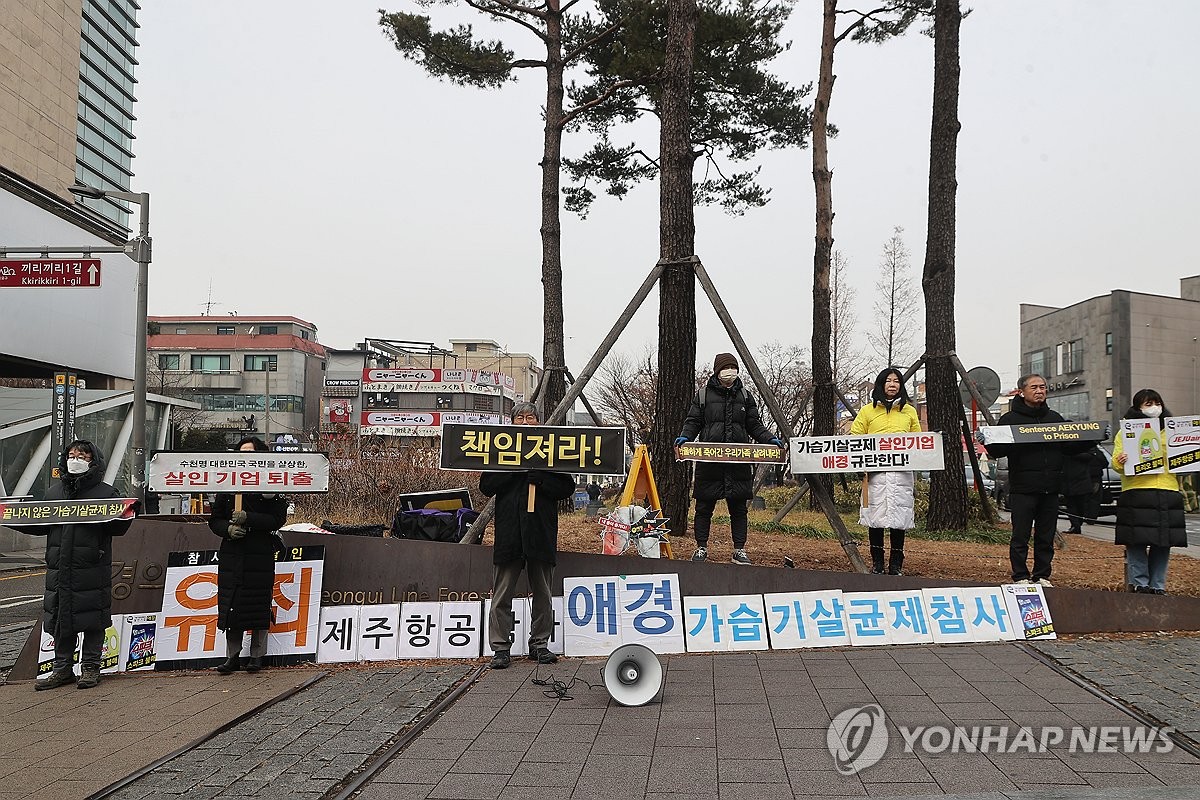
top-left (602, 643), bottom-right (664, 707)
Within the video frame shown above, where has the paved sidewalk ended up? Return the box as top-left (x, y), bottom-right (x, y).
top-left (104, 664), bottom-right (473, 800)
top-left (0, 668), bottom-right (320, 800)
top-left (351, 644), bottom-right (1200, 800)
top-left (1031, 637), bottom-right (1200, 745)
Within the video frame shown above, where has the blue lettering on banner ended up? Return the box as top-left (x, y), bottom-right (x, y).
top-left (928, 594), bottom-right (968, 635)
top-left (888, 596), bottom-right (929, 635)
top-left (770, 599), bottom-right (808, 641)
top-left (847, 596), bottom-right (887, 638)
top-left (623, 579), bottom-right (676, 635)
top-left (970, 593), bottom-right (1010, 635)
top-left (688, 603), bottom-right (724, 643)
top-left (810, 597), bottom-right (847, 639)
top-left (728, 603), bottom-right (765, 643)
top-left (567, 580), bottom-right (619, 635)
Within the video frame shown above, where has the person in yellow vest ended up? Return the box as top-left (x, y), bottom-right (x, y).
top-left (1111, 389), bottom-right (1187, 594)
top-left (850, 368), bottom-right (922, 574)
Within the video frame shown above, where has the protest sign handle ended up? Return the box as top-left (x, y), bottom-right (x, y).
top-left (233, 495), bottom-right (242, 513)
top-left (527, 484), bottom-right (536, 513)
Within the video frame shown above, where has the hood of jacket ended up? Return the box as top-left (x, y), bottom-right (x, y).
top-left (1008, 396), bottom-right (1053, 422)
top-left (59, 440), bottom-right (108, 497)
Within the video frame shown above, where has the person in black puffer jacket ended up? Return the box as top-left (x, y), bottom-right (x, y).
top-left (208, 436), bottom-right (288, 675)
top-left (12, 440), bottom-right (134, 691)
top-left (984, 374), bottom-right (1092, 586)
top-left (676, 353), bottom-right (783, 566)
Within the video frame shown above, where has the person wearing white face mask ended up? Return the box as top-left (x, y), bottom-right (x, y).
top-left (1111, 389), bottom-right (1187, 595)
top-left (676, 353), bottom-right (784, 565)
top-left (9, 440), bottom-right (134, 690)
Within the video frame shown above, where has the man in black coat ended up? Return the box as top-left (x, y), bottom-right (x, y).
top-left (14, 440), bottom-right (134, 690)
top-left (481, 403), bottom-right (575, 669)
top-left (984, 375), bottom-right (1090, 586)
top-left (676, 353), bottom-right (783, 565)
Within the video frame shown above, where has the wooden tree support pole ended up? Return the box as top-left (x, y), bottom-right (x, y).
top-left (565, 369), bottom-right (604, 426)
top-left (960, 403), bottom-right (999, 525)
top-left (461, 260), bottom-right (668, 544)
top-left (693, 259), bottom-right (868, 573)
top-left (771, 480), bottom-right (810, 524)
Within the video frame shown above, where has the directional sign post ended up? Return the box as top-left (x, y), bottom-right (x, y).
top-left (0, 259), bottom-right (102, 287)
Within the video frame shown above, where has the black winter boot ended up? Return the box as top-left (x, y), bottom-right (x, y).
top-left (888, 548), bottom-right (904, 576)
top-left (868, 528), bottom-right (886, 574)
top-left (215, 655), bottom-right (241, 674)
top-left (870, 547), bottom-right (885, 574)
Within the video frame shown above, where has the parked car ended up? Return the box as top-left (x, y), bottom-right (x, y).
top-left (990, 443), bottom-right (1121, 516)
top-left (965, 464), bottom-right (995, 495)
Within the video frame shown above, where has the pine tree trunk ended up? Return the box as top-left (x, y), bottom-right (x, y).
top-left (540, 3), bottom-right (567, 424)
top-left (809, 0), bottom-right (837, 501)
top-left (650, 0), bottom-right (699, 534)
top-left (923, 0), bottom-right (967, 530)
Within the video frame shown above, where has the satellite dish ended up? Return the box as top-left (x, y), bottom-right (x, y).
top-left (958, 366), bottom-right (1001, 408)
top-left (602, 643), bottom-right (664, 707)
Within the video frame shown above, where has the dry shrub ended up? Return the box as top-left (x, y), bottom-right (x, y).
top-left (295, 442), bottom-right (480, 526)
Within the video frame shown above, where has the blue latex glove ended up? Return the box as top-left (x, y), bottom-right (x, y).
top-left (770, 438), bottom-right (784, 448)
top-left (674, 437), bottom-right (689, 447)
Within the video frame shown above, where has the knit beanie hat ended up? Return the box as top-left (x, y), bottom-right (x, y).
top-left (713, 353), bottom-right (738, 373)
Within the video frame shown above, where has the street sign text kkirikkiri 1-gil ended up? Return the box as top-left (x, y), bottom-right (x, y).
top-left (0, 259), bottom-right (101, 287)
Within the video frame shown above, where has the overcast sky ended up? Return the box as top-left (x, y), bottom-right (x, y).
top-left (133, 1), bottom-right (1200, 393)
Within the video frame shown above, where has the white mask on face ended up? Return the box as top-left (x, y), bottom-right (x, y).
top-left (718, 368), bottom-right (738, 386)
top-left (66, 458), bottom-right (90, 475)
top-left (1141, 404), bottom-right (1162, 418)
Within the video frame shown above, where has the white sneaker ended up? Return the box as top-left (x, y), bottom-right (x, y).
top-left (1015, 578), bottom-right (1032, 585)
top-left (1037, 578), bottom-right (1053, 587)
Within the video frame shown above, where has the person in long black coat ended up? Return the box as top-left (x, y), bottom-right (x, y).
top-left (1061, 443), bottom-right (1107, 533)
top-left (13, 440), bottom-right (134, 690)
top-left (480, 403), bottom-right (576, 669)
top-left (208, 436), bottom-right (288, 674)
top-left (675, 353), bottom-right (782, 565)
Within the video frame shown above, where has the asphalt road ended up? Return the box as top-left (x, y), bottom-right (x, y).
top-left (0, 569), bottom-right (44, 629)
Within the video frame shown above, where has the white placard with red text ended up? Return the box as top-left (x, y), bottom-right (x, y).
top-left (147, 451), bottom-right (330, 493)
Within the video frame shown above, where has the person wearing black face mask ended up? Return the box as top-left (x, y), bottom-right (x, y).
top-left (9, 440), bottom-right (134, 690)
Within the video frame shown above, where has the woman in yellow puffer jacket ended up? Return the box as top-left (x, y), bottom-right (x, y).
top-left (850, 368), bottom-right (922, 574)
top-left (1111, 389), bottom-right (1187, 594)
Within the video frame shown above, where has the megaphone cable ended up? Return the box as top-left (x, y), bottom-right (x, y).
top-left (529, 662), bottom-right (601, 701)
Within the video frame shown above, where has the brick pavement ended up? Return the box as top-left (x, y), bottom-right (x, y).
top-left (0, 668), bottom-right (318, 800)
top-left (1031, 637), bottom-right (1200, 745)
top-left (352, 644), bottom-right (1200, 800)
top-left (103, 664), bottom-right (473, 800)
top-left (0, 622), bottom-right (33, 681)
